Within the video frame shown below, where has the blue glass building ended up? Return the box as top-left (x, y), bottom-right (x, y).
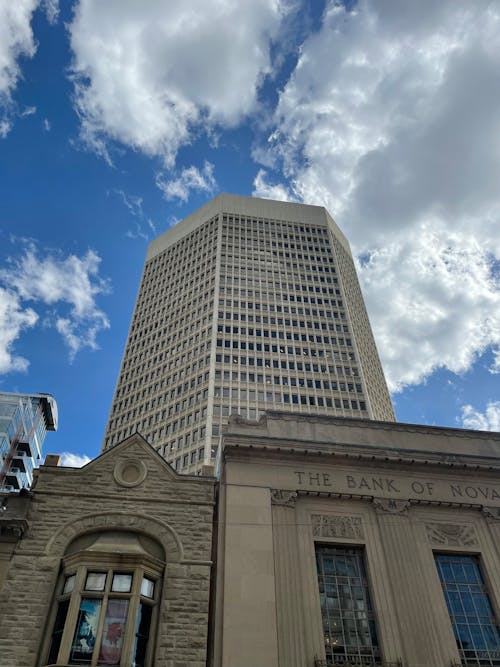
top-left (0, 392), bottom-right (58, 492)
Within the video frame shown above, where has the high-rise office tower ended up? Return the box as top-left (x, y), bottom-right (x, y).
top-left (103, 194), bottom-right (394, 473)
top-left (0, 392), bottom-right (58, 492)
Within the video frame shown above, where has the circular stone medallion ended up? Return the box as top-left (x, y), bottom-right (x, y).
top-left (113, 459), bottom-right (148, 487)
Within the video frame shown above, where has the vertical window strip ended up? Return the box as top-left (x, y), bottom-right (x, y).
top-left (315, 544), bottom-right (380, 664)
top-left (435, 553), bottom-right (500, 666)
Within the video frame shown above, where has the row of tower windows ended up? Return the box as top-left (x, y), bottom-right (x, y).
top-left (212, 395), bottom-right (367, 413)
top-left (221, 264), bottom-right (336, 282)
top-left (221, 275), bottom-right (339, 296)
top-left (215, 377), bottom-right (362, 394)
top-left (168, 446), bottom-right (206, 470)
top-left (214, 366), bottom-right (359, 381)
top-left (111, 359), bottom-right (210, 415)
top-left (219, 289), bottom-right (343, 310)
top-left (221, 218), bottom-right (329, 237)
top-left (221, 275), bottom-right (342, 297)
top-left (216, 337), bottom-right (353, 350)
top-left (215, 351), bottom-right (356, 367)
top-left (129, 312), bottom-right (212, 348)
top-left (219, 312), bottom-right (346, 326)
top-left (222, 265), bottom-right (338, 285)
top-left (138, 272), bottom-right (216, 311)
top-left (132, 297), bottom-right (214, 336)
top-left (144, 218), bottom-right (217, 270)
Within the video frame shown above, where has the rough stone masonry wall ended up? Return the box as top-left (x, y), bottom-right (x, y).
top-left (0, 439), bottom-right (215, 667)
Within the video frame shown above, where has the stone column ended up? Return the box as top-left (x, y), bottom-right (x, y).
top-left (373, 498), bottom-right (453, 667)
top-left (220, 484), bottom-right (279, 667)
top-left (480, 507), bottom-right (500, 619)
top-left (271, 490), bottom-right (307, 667)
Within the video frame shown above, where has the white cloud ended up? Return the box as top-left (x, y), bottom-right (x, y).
top-left (59, 451), bottom-right (91, 467)
top-left (42, 118), bottom-right (51, 131)
top-left (358, 224), bottom-right (500, 392)
top-left (0, 287), bottom-right (38, 374)
top-left (0, 1), bottom-right (39, 136)
top-left (42, 0), bottom-right (59, 24)
top-left (20, 105), bottom-right (36, 117)
top-left (461, 401), bottom-right (500, 432)
top-left (0, 243), bottom-right (110, 366)
top-left (253, 168), bottom-right (294, 202)
top-left (68, 0), bottom-right (286, 165)
top-left (258, 0), bottom-right (500, 392)
top-left (156, 161), bottom-right (217, 202)
top-left (0, 119), bottom-right (11, 138)
top-left (113, 189), bottom-right (157, 240)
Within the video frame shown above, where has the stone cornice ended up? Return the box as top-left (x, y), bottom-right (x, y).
top-left (228, 411), bottom-right (500, 442)
top-left (221, 436), bottom-right (500, 473)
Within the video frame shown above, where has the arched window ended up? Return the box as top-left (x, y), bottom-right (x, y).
top-left (43, 531), bottom-right (165, 667)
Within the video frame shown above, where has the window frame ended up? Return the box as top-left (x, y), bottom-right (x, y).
top-left (435, 552), bottom-right (500, 666)
top-left (43, 550), bottom-right (163, 667)
top-left (315, 543), bottom-right (380, 665)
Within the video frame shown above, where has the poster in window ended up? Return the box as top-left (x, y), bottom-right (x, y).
top-left (98, 598), bottom-right (129, 665)
top-left (70, 598), bottom-right (102, 663)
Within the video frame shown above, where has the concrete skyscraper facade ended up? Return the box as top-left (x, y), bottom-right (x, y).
top-left (103, 194), bottom-right (394, 473)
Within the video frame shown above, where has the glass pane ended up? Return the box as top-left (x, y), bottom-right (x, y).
top-left (111, 573), bottom-right (132, 593)
top-left (63, 574), bottom-right (76, 594)
top-left (85, 572), bottom-right (106, 591)
top-left (47, 599), bottom-right (69, 664)
top-left (70, 598), bottom-right (102, 664)
top-left (133, 603), bottom-right (153, 667)
top-left (141, 577), bottom-right (155, 599)
top-left (435, 553), bottom-right (500, 663)
top-left (98, 598), bottom-right (129, 665)
top-left (316, 545), bottom-right (379, 663)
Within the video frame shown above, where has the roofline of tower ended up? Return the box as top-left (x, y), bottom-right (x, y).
top-left (146, 193), bottom-right (352, 261)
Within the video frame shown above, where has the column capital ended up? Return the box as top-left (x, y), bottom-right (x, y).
top-left (481, 506), bottom-right (500, 521)
top-left (270, 489), bottom-right (298, 508)
top-left (372, 497), bottom-right (410, 516)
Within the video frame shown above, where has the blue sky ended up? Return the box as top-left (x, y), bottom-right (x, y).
top-left (0, 0), bottom-right (499, 466)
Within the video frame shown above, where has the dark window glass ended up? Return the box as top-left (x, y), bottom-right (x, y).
top-left (133, 603), bottom-right (153, 667)
top-left (316, 545), bottom-right (380, 664)
top-left (48, 599), bottom-right (70, 664)
top-left (435, 553), bottom-right (500, 666)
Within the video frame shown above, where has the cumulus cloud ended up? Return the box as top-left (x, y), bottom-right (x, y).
top-left (0, 0), bottom-right (38, 135)
top-left (0, 243), bottom-right (110, 367)
top-left (253, 168), bottom-right (294, 202)
top-left (156, 161), bottom-right (217, 202)
top-left (359, 224), bottom-right (500, 392)
top-left (59, 452), bottom-right (91, 467)
top-left (461, 402), bottom-right (500, 432)
top-left (257, 0), bottom-right (500, 392)
top-left (0, 287), bottom-right (38, 374)
top-left (68, 0), bottom-right (286, 165)
top-left (0, 1), bottom-right (59, 135)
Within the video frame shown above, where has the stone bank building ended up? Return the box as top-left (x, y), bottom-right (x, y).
top-left (2, 412), bottom-right (500, 667)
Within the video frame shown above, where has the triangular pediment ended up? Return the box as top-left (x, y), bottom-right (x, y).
top-left (78, 432), bottom-right (179, 480)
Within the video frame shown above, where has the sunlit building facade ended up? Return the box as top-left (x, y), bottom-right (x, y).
top-left (103, 194), bottom-right (394, 472)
